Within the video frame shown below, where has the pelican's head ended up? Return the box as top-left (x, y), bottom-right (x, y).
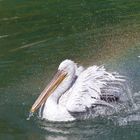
top-left (59, 59), bottom-right (84, 76)
top-left (58, 59), bottom-right (76, 76)
top-left (30, 59), bottom-right (77, 113)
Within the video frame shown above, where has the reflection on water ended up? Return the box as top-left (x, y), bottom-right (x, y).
top-left (38, 119), bottom-right (113, 140)
top-left (0, 0), bottom-right (140, 140)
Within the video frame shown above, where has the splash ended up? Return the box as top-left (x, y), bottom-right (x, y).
top-left (26, 112), bottom-right (34, 121)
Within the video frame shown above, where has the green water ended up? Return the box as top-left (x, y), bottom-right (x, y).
top-left (0, 0), bottom-right (140, 139)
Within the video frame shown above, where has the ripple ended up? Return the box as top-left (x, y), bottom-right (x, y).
top-left (0, 16), bottom-right (20, 21)
top-left (0, 60), bottom-right (15, 68)
top-left (10, 39), bottom-right (48, 52)
top-left (0, 34), bottom-right (9, 39)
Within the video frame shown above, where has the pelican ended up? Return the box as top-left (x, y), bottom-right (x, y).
top-left (30, 59), bottom-right (125, 122)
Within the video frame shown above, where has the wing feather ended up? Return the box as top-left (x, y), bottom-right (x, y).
top-left (65, 65), bottom-right (125, 113)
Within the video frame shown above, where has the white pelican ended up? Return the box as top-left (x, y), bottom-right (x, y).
top-left (30, 59), bottom-right (126, 122)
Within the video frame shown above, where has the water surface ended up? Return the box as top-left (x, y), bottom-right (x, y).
top-left (0, 0), bottom-right (140, 140)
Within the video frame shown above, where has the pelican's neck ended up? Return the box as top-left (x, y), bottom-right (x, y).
top-left (47, 72), bottom-right (76, 104)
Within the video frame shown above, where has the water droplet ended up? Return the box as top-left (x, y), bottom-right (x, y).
top-left (26, 112), bottom-right (34, 120)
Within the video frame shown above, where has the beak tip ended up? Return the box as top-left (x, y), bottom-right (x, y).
top-left (30, 108), bottom-right (35, 113)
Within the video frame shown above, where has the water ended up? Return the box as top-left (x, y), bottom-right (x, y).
top-left (0, 0), bottom-right (140, 139)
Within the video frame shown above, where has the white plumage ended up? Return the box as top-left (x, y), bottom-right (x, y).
top-left (31, 59), bottom-right (126, 122)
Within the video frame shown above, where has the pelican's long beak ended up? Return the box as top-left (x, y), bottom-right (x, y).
top-left (30, 70), bottom-right (67, 113)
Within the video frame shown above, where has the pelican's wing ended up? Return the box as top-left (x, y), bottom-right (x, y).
top-left (65, 66), bottom-right (125, 113)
